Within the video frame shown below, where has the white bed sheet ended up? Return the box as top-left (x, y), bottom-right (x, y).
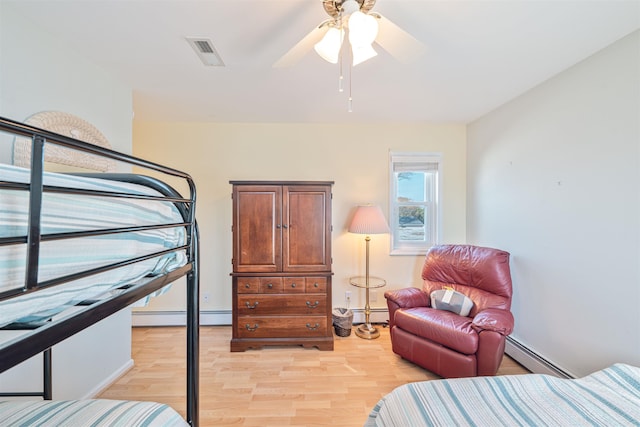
top-left (0, 164), bottom-right (187, 327)
top-left (0, 399), bottom-right (189, 426)
top-left (365, 363), bottom-right (640, 427)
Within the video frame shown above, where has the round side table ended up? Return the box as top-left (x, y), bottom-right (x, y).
top-left (349, 276), bottom-right (386, 339)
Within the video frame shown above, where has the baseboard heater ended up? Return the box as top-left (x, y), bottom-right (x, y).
top-left (505, 336), bottom-right (573, 379)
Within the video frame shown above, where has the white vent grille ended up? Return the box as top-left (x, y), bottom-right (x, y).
top-left (186, 37), bottom-right (224, 66)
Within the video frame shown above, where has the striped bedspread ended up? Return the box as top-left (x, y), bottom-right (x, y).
top-left (0, 164), bottom-right (187, 328)
top-left (0, 399), bottom-right (189, 426)
top-left (365, 363), bottom-right (640, 426)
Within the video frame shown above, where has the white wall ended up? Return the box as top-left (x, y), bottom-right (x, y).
top-left (467, 31), bottom-right (640, 377)
top-left (0, 5), bottom-right (135, 398)
top-left (131, 122), bottom-right (467, 324)
top-left (0, 309), bottom-right (133, 400)
top-left (0, 4), bottom-right (133, 162)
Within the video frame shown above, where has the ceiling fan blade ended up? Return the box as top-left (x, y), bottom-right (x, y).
top-left (273, 20), bottom-right (331, 68)
top-left (373, 14), bottom-right (426, 64)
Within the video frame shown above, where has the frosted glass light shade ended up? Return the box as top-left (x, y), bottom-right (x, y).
top-left (348, 12), bottom-right (378, 45)
top-left (348, 205), bottom-right (390, 235)
top-left (352, 44), bottom-right (378, 66)
top-left (348, 12), bottom-right (379, 66)
top-left (314, 27), bottom-right (344, 64)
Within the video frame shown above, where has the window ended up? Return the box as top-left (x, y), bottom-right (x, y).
top-left (389, 152), bottom-right (442, 255)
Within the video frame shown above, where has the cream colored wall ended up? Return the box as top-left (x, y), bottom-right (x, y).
top-left (132, 122), bottom-right (466, 319)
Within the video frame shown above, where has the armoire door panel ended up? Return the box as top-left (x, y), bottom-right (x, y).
top-left (233, 186), bottom-right (282, 272)
top-left (283, 186), bottom-right (331, 272)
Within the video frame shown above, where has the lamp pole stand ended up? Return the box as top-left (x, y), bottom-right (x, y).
top-left (356, 235), bottom-right (380, 339)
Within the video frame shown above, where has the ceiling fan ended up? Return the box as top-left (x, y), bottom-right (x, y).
top-left (273, 0), bottom-right (425, 68)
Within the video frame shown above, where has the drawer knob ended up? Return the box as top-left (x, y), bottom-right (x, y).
top-left (245, 301), bottom-right (259, 309)
top-left (291, 283), bottom-right (296, 288)
top-left (245, 324), bottom-right (259, 332)
top-left (314, 282), bottom-right (319, 287)
top-left (244, 283), bottom-right (251, 289)
top-left (306, 301), bottom-right (320, 309)
top-left (267, 283), bottom-right (273, 289)
top-left (306, 323), bottom-right (320, 331)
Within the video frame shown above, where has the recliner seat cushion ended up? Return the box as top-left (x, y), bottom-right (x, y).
top-left (394, 307), bottom-right (478, 354)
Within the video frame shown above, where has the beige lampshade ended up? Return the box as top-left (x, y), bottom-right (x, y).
top-left (348, 205), bottom-right (390, 235)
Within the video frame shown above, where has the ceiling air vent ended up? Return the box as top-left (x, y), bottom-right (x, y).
top-left (186, 37), bottom-right (225, 67)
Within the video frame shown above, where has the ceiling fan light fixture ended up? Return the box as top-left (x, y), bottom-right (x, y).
top-left (276, 0), bottom-right (426, 112)
top-left (348, 11), bottom-right (378, 65)
top-left (314, 27), bottom-right (345, 64)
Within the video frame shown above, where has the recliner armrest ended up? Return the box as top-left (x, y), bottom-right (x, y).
top-left (384, 287), bottom-right (430, 309)
top-left (472, 308), bottom-right (514, 335)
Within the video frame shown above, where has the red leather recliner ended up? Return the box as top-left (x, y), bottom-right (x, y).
top-left (384, 244), bottom-right (514, 378)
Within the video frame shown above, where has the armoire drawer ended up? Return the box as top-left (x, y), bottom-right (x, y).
top-left (236, 277), bottom-right (260, 293)
top-left (237, 294), bottom-right (327, 315)
top-left (236, 316), bottom-right (328, 338)
top-left (260, 277), bottom-right (283, 293)
top-left (305, 277), bottom-right (327, 293)
top-left (237, 276), bottom-right (328, 294)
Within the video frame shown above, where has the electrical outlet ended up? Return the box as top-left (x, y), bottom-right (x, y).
top-left (345, 290), bottom-right (352, 305)
top-left (203, 292), bottom-right (210, 303)
top-left (370, 290), bottom-right (377, 302)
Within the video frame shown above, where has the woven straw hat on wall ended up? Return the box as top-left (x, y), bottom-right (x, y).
top-left (13, 111), bottom-right (116, 172)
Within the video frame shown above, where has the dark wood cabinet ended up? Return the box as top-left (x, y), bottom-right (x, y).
top-left (230, 181), bottom-right (334, 352)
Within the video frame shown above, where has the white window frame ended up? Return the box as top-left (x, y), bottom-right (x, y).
top-left (389, 151), bottom-right (442, 255)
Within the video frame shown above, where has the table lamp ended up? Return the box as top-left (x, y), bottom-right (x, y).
top-left (348, 204), bottom-right (389, 339)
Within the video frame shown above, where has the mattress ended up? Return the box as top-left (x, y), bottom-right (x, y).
top-left (365, 363), bottom-right (640, 426)
top-left (0, 164), bottom-right (187, 327)
top-left (0, 399), bottom-right (189, 426)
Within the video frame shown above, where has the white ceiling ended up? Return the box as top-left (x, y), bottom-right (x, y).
top-left (4, 0), bottom-right (639, 124)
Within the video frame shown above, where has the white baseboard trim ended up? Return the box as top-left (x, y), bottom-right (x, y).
top-left (131, 309), bottom-right (392, 327)
top-left (132, 310), bottom-right (232, 326)
top-left (505, 337), bottom-right (573, 378)
top-left (85, 359), bottom-right (134, 399)
top-left (349, 308), bottom-right (389, 325)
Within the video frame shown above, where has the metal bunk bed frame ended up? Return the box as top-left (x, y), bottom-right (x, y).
top-left (0, 116), bottom-right (200, 426)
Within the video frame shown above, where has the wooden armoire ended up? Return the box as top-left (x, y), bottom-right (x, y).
top-left (229, 181), bottom-right (334, 352)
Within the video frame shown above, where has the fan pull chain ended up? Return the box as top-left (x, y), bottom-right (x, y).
top-left (335, 10), bottom-right (353, 112)
top-left (347, 40), bottom-right (353, 113)
top-left (348, 45), bottom-right (353, 112)
top-left (338, 11), bottom-right (344, 93)
top-left (338, 51), bottom-right (344, 92)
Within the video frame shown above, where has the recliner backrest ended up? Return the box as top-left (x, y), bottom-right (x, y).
top-left (421, 244), bottom-right (512, 316)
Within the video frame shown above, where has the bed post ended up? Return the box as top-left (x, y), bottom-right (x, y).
top-left (43, 349), bottom-right (52, 400)
top-left (25, 135), bottom-right (45, 289)
top-left (186, 222), bottom-right (200, 426)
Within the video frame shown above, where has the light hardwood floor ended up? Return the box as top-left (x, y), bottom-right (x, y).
top-left (99, 326), bottom-right (529, 426)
